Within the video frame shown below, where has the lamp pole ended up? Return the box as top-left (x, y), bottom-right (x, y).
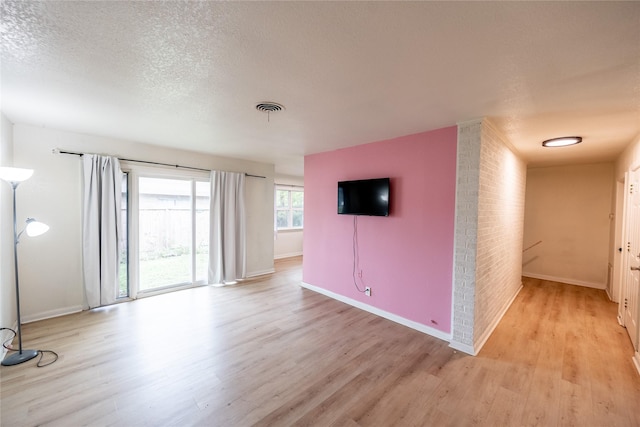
top-left (2, 181), bottom-right (38, 366)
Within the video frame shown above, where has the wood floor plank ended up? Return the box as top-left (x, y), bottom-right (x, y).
top-left (1, 258), bottom-right (639, 426)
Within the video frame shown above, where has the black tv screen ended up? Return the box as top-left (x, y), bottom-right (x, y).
top-left (338, 178), bottom-right (390, 216)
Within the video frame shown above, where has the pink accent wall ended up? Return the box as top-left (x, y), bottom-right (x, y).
top-left (303, 126), bottom-right (457, 333)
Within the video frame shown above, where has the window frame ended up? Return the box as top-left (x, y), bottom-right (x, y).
top-left (275, 185), bottom-right (304, 231)
top-left (122, 164), bottom-right (211, 299)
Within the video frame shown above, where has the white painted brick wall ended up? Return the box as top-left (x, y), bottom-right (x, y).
top-left (451, 118), bottom-right (526, 353)
top-left (451, 119), bottom-right (482, 347)
top-left (474, 119), bottom-right (526, 347)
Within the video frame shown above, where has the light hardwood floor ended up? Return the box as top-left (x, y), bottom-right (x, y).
top-left (1, 257), bottom-right (639, 426)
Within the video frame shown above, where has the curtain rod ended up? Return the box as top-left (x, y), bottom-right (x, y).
top-left (275, 183), bottom-right (304, 188)
top-left (54, 149), bottom-right (267, 179)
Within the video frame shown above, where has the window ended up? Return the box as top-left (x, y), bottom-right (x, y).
top-left (276, 186), bottom-right (303, 229)
top-left (137, 176), bottom-right (210, 292)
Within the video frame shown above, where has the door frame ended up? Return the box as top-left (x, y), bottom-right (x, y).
top-left (618, 167), bottom-right (640, 374)
top-left (618, 172), bottom-right (631, 325)
top-left (611, 179), bottom-right (625, 303)
top-left (123, 164), bottom-right (211, 299)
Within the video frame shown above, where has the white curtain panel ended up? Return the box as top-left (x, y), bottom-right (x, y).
top-left (209, 171), bottom-right (246, 285)
top-left (82, 154), bottom-right (122, 309)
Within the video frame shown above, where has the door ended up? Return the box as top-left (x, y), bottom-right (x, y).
top-left (623, 170), bottom-right (640, 349)
top-left (137, 176), bottom-right (210, 292)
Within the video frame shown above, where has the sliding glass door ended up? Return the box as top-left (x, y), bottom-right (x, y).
top-left (194, 181), bottom-right (210, 282)
top-left (119, 173), bottom-right (129, 297)
top-left (138, 176), bottom-right (210, 292)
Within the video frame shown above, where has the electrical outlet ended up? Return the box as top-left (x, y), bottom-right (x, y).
top-left (365, 287), bottom-right (371, 297)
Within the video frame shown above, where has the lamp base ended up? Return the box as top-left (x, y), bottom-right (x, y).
top-left (1, 349), bottom-right (38, 366)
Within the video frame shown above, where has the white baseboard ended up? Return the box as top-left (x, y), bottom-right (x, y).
top-left (606, 287), bottom-right (614, 302)
top-left (522, 272), bottom-right (605, 290)
top-left (274, 252), bottom-right (303, 260)
top-left (449, 283), bottom-right (523, 356)
top-left (449, 340), bottom-right (476, 355)
top-left (300, 282), bottom-right (451, 343)
top-left (473, 283), bottom-right (523, 355)
top-left (246, 268), bottom-right (276, 278)
top-left (22, 305), bottom-right (83, 324)
top-left (633, 352), bottom-right (640, 376)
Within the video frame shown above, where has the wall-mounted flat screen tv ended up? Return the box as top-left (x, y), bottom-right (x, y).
top-left (338, 178), bottom-right (390, 216)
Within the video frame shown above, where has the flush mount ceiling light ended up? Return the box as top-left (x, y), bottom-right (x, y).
top-left (256, 102), bottom-right (285, 122)
top-left (542, 136), bottom-right (582, 147)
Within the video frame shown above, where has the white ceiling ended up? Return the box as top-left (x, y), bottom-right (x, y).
top-left (1, 1), bottom-right (639, 177)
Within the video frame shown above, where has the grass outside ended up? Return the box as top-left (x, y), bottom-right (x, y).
top-left (119, 253), bottom-right (208, 295)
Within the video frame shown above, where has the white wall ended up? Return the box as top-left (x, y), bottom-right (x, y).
top-left (451, 118), bottom-right (527, 355)
top-left (13, 124), bottom-right (275, 322)
top-left (1, 113), bottom-right (17, 356)
top-left (523, 163), bottom-right (614, 289)
top-left (474, 119), bottom-right (527, 349)
top-left (274, 174), bottom-right (304, 259)
top-left (616, 134), bottom-right (640, 182)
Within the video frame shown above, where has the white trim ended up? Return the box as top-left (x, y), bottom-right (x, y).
top-left (612, 180), bottom-right (625, 304)
top-left (633, 352), bottom-right (640, 376)
top-left (22, 305), bottom-right (83, 324)
top-left (204, 268), bottom-right (277, 287)
top-left (606, 263), bottom-right (614, 302)
top-left (450, 126), bottom-right (463, 354)
top-left (276, 227), bottom-right (303, 232)
top-left (619, 168), bottom-right (640, 351)
top-left (618, 172), bottom-right (632, 324)
top-left (136, 282), bottom-right (204, 299)
top-left (448, 283), bottom-right (523, 356)
top-left (606, 287), bottom-right (614, 302)
top-left (246, 268), bottom-right (276, 278)
top-left (522, 272), bottom-right (605, 290)
top-left (300, 281), bottom-right (451, 342)
top-left (275, 184), bottom-right (303, 192)
top-left (473, 283), bottom-right (523, 354)
top-left (448, 340), bottom-right (476, 355)
top-left (274, 251), bottom-right (303, 260)
top-left (275, 185), bottom-right (304, 230)
top-left (274, 228), bottom-right (303, 234)
top-left (126, 170), bottom-right (211, 300)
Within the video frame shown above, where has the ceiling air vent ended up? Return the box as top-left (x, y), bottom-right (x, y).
top-left (256, 102), bottom-right (284, 113)
top-left (256, 102), bottom-right (285, 122)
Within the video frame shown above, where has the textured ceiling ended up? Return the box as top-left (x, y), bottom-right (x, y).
top-left (1, 1), bottom-right (639, 176)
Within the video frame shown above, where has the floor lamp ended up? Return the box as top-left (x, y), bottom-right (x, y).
top-left (0, 167), bottom-right (49, 366)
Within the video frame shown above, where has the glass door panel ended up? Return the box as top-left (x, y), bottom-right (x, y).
top-left (195, 181), bottom-right (210, 282)
top-left (138, 177), bottom-right (192, 290)
top-left (119, 172), bottom-right (129, 297)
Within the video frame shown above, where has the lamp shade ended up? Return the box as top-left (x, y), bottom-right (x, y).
top-left (25, 218), bottom-right (49, 237)
top-left (0, 167), bottom-right (34, 183)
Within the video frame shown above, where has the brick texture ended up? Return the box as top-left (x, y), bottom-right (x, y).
top-left (452, 118), bottom-right (526, 352)
top-left (452, 120), bottom-right (482, 347)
